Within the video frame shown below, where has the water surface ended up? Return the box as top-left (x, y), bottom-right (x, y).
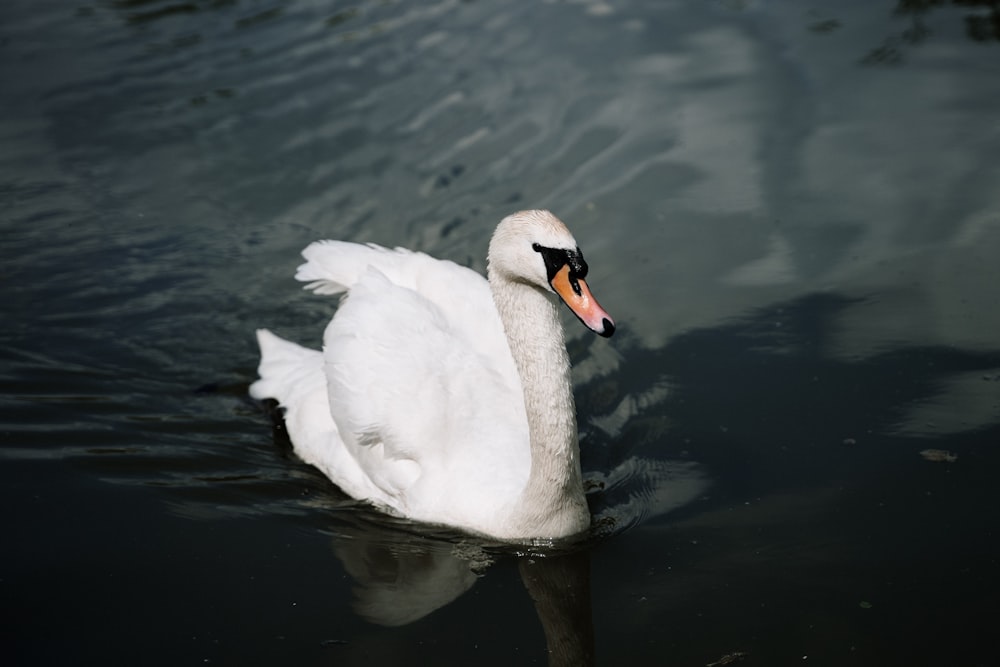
top-left (3, 0), bottom-right (999, 664)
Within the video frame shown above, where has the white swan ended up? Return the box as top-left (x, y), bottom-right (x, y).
top-left (250, 210), bottom-right (615, 541)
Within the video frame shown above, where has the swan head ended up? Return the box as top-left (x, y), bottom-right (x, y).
top-left (488, 210), bottom-right (615, 337)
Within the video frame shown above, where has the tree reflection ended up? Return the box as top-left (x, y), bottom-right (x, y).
top-left (897, 0), bottom-right (1000, 42)
top-left (575, 291), bottom-right (1000, 509)
top-left (864, 0), bottom-right (1000, 64)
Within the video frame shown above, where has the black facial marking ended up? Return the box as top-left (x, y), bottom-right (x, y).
top-left (532, 243), bottom-right (589, 293)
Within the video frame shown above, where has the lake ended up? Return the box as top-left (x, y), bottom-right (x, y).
top-left (3, 0), bottom-right (999, 665)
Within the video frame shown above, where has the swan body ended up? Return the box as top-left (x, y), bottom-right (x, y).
top-left (250, 210), bottom-right (614, 541)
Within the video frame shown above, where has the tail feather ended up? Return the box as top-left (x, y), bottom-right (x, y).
top-left (249, 328), bottom-right (325, 405)
top-left (249, 328), bottom-right (382, 503)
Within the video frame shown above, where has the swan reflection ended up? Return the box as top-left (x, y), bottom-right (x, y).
top-left (331, 527), bottom-right (595, 667)
top-left (324, 454), bottom-right (704, 665)
top-left (333, 535), bottom-right (481, 627)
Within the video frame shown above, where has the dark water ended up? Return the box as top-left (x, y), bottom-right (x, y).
top-left (3, 0), bottom-right (999, 664)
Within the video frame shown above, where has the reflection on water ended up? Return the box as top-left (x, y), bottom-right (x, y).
top-left (321, 515), bottom-right (596, 666)
top-left (869, 0), bottom-right (1000, 62)
top-left (519, 552), bottom-right (595, 667)
top-left (336, 536), bottom-right (481, 628)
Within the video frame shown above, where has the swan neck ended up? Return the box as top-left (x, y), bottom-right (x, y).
top-left (489, 270), bottom-right (589, 538)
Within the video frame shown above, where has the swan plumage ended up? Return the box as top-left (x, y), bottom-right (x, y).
top-left (250, 210), bottom-right (614, 541)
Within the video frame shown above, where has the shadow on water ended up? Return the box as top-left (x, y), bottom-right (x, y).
top-left (579, 291), bottom-right (1000, 504)
top-left (576, 291), bottom-right (1000, 664)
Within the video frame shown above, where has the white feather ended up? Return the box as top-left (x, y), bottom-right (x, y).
top-left (250, 210), bottom-right (612, 540)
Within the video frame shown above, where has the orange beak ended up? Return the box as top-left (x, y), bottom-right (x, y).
top-left (550, 265), bottom-right (615, 337)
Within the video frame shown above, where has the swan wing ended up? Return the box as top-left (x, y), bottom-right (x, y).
top-left (323, 265), bottom-right (530, 525)
top-left (296, 241), bottom-right (504, 359)
top-left (259, 242), bottom-right (530, 529)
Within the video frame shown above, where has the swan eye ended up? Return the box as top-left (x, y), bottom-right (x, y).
top-left (533, 243), bottom-right (589, 285)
